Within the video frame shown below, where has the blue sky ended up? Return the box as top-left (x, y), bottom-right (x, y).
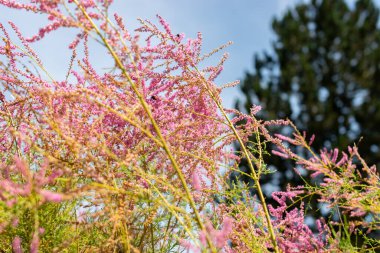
top-left (111, 0), bottom-right (303, 108)
top-left (110, 0), bottom-right (300, 108)
top-left (0, 0), bottom-right (299, 108)
top-left (1, 0), bottom-right (377, 108)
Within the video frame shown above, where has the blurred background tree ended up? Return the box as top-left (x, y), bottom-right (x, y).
top-left (234, 0), bottom-right (380, 226)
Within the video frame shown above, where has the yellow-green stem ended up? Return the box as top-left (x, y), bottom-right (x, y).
top-left (191, 66), bottom-right (280, 253)
top-left (72, 1), bottom-right (216, 252)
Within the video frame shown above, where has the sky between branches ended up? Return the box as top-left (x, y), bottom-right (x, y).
top-left (0, 0), bottom-right (378, 108)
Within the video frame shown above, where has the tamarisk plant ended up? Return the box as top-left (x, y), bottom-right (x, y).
top-left (0, 0), bottom-right (378, 252)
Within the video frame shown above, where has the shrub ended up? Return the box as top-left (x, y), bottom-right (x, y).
top-left (0, 1), bottom-right (378, 252)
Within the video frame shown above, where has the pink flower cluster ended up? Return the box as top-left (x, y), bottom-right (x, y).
top-left (181, 216), bottom-right (234, 253)
top-left (0, 157), bottom-right (63, 208)
top-left (269, 187), bottom-right (329, 252)
top-left (0, 0), bottom-right (378, 252)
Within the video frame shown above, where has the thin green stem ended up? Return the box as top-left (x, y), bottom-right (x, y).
top-left (190, 65), bottom-right (280, 252)
top-left (71, 1), bottom-right (216, 251)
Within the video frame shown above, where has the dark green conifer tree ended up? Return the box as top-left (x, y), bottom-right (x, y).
top-left (235, 0), bottom-right (380, 238)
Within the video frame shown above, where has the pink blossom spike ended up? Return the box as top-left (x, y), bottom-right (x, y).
top-left (272, 150), bottom-right (290, 159)
top-left (30, 232), bottom-right (39, 253)
top-left (39, 190), bottom-right (64, 203)
top-left (214, 217), bottom-right (233, 248)
top-left (191, 170), bottom-right (202, 191)
top-left (12, 236), bottom-right (22, 253)
top-left (308, 134), bottom-right (315, 145)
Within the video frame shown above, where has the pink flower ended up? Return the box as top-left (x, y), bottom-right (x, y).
top-left (12, 236), bottom-right (22, 253)
top-left (213, 217), bottom-right (233, 248)
top-left (39, 190), bottom-right (64, 203)
top-left (30, 232), bottom-right (39, 253)
top-left (191, 170), bottom-right (202, 191)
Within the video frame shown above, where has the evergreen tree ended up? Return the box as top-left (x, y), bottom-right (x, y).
top-left (235, 0), bottom-right (380, 218)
